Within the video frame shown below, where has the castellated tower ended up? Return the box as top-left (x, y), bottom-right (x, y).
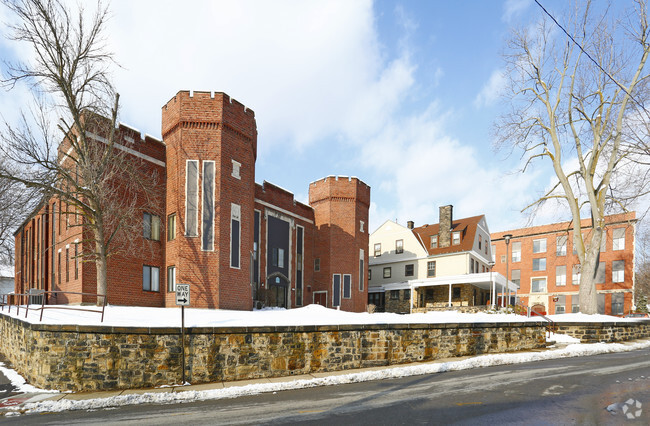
top-left (309, 176), bottom-right (370, 312)
top-left (162, 91), bottom-right (257, 309)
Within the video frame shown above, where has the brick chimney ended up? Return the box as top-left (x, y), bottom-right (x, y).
top-left (438, 205), bottom-right (453, 247)
top-left (407, 220), bottom-right (414, 229)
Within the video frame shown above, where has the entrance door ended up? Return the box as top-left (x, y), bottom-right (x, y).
top-left (313, 291), bottom-right (327, 307)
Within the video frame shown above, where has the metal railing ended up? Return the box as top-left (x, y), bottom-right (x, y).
top-left (0, 290), bottom-right (107, 322)
top-left (516, 301), bottom-right (556, 336)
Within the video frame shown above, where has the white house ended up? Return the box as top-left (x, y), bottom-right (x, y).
top-left (368, 205), bottom-right (517, 313)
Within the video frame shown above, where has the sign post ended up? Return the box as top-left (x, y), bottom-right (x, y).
top-left (175, 284), bottom-right (190, 384)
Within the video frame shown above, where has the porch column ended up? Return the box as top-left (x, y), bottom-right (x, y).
top-left (448, 283), bottom-right (452, 307)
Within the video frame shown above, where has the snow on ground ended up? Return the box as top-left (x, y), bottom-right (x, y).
top-left (0, 303), bottom-right (645, 328)
top-left (0, 362), bottom-right (55, 394)
top-left (1, 338), bottom-right (648, 415)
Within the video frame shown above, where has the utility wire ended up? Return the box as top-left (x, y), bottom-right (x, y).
top-left (534, 0), bottom-right (649, 113)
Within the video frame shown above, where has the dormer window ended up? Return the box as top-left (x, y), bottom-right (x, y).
top-left (430, 235), bottom-right (438, 248)
top-left (452, 231), bottom-right (460, 245)
top-left (395, 239), bottom-right (403, 254)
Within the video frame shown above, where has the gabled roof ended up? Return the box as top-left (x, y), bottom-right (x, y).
top-left (412, 215), bottom-right (485, 256)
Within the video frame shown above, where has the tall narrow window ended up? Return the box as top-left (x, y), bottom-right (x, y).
top-left (359, 249), bottom-right (364, 291)
top-left (332, 274), bottom-right (341, 307)
top-left (491, 244), bottom-right (496, 262)
top-left (296, 226), bottom-right (304, 306)
top-left (452, 232), bottom-right (460, 245)
top-left (314, 258), bottom-right (320, 271)
top-left (556, 265), bottom-right (566, 286)
top-left (556, 235), bottom-right (567, 256)
top-left (395, 239), bottom-right (403, 254)
top-left (612, 260), bottom-right (625, 282)
top-left (74, 243), bottom-right (79, 280)
top-left (595, 262), bottom-right (606, 283)
top-left (511, 269), bottom-right (520, 286)
top-left (230, 204), bottom-right (241, 268)
top-left (185, 160), bottom-right (199, 237)
top-left (612, 228), bottom-right (625, 251)
top-left (572, 264), bottom-right (581, 285)
top-left (143, 265), bottom-right (160, 292)
top-left (143, 213), bottom-right (160, 241)
top-left (431, 235), bottom-right (438, 248)
top-left (65, 247), bottom-right (69, 282)
top-left (57, 251), bottom-right (61, 285)
top-left (167, 266), bottom-right (176, 292)
top-left (427, 261), bottom-right (436, 277)
top-left (343, 274), bottom-right (351, 299)
top-left (202, 161), bottom-right (215, 251)
top-left (167, 214), bottom-right (176, 241)
top-left (511, 241), bottom-right (522, 262)
top-left (374, 243), bottom-right (381, 257)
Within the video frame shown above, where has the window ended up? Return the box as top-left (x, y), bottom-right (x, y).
top-left (572, 264), bottom-right (581, 285)
top-left (571, 295), bottom-right (580, 313)
top-left (484, 238), bottom-right (488, 255)
top-left (143, 265), bottom-right (160, 292)
top-left (368, 268), bottom-right (371, 280)
top-left (452, 287), bottom-right (461, 299)
top-left (343, 274), bottom-right (351, 299)
top-left (533, 238), bottom-right (546, 254)
top-left (332, 274), bottom-right (341, 307)
top-left (427, 261), bottom-right (436, 277)
top-left (167, 214), bottom-right (176, 241)
top-left (611, 293), bottom-right (624, 315)
top-left (532, 258), bottom-right (546, 271)
top-left (491, 244), bottom-right (497, 262)
top-left (511, 269), bottom-right (520, 286)
top-left (57, 251), bottom-right (61, 284)
top-left (531, 277), bottom-right (546, 293)
top-left (185, 160), bottom-right (199, 237)
top-left (359, 249), bottom-right (364, 291)
top-left (272, 248), bottom-right (285, 268)
top-left (403, 289), bottom-right (411, 301)
top-left (390, 290), bottom-right (399, 300)
top-left (405, 264), bottom-right (414, 277)
top-left (167, 266), bottom-right (176, 292)
top-left (430, 235), bottom-right (438, 248)
top-left (383, 267), bottom-right (391, 278)
top-left (501, 255), bottom-right (506, 263)
top-left (556, 265), bottom-right (566, 286)
top-left (202, 161), bottom-right (215, 251)
top-left (452, 231), bottom-right (460, 245)
top-left (478, 235), bottom-right (482, 250)
top-left (556, 236), bottom-right (567, 256)
top-left (470, 258), bottom-right (474, 274)
top-left (231, 159), bottom-right (241, 179)
top-left (296, 227), bottom-right (304, 306)
top-left (612, 260), bottom-right (624, 282)
top-left (74, 243), bottom-right (78, 280)
top-left (555, 295), bottom-right (566, 314)
top-left (66, 247), bottom-right (69, 282)
top-left (230, 204), bottom-right (241, 268)
top-left (511, 241), bottom-right (521, 262)
top-left (374, 243), bottom-right (381, 257)
top-left (613, 228), bottom-right (625, 250)
top-left (314, 258), bottom-right (320, 271)
top-left (395, 239), bottom-right (403, 254)
top-left (595, 262), bottom-right (606, 283)
top-left (360, 221), bottom-right (365, 233)
top-left (143, 212), bottom-right (161, 241)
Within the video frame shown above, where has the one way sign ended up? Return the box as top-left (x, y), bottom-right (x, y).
top-left (176, 284), bottom-right (190, 306)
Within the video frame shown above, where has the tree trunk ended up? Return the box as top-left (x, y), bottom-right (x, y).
top-left (578, 227), bottom-right (603, 314)
top-left (95, 228), bottom-right (108, 305)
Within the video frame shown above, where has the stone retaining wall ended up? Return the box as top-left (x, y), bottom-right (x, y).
top-left (554, 321), bottom-right (650, 343)
top-left (0, 313), bottom-right (547, 392)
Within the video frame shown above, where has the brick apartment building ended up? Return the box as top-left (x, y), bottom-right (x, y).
top-left (491, 212), bottom-right (636, 315)
top-left (13, 91), bottom-right (370, 312)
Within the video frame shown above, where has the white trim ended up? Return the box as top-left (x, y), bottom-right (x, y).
top-left (254, 199), bottom-right (314, 224)
top-left (201, 160), bottom-right (215, 252)
top-left (313, 290), bottom-right (328, 307)
top-left (230, 203), bottom-right (241, 269)
top-left (359, 248), bottom-right (365, 292)
top-left (343, 274), bottom-right (352, 299)
top-left (185, 160), bottom-right (199, 237)
top-left (86, 132), bottom-right (166, 167)
top-left (332, 274), bottom-right (342, 307)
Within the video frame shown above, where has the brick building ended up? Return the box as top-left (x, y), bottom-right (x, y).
top-left (491, 212), bottom-right (636, 315)
top-left (14, 91), bottom-right (370, 311)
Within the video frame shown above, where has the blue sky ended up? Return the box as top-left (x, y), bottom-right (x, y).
top-left (0, 0), bottom-right (642, 234)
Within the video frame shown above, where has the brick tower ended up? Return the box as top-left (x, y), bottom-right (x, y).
top-left (161, 91), bottom-right (257, 309)
top-left (309, 176), bottom-right (370, 312)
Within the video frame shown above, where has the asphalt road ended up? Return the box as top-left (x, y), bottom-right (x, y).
top-left (5, 347), bottom-right (650, 425)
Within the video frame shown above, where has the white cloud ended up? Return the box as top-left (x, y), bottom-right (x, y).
top-left (502, 0), bottom-right (532, 23)
top-left (474, 69), bottom-right (505, 108)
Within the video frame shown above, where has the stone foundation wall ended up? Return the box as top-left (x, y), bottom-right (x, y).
top-left (554, 321), bottom-right (650, 343)
top-left (0, 312), bottom-right (545, 392)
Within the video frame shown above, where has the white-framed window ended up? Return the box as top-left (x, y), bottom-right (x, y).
top-left (511, 241), bottom-right (521, 262)
top-left (556, 265), bottom-right (566, 286)
top-left (556, 235), bottom-right (567, 256)
top-left (167, 266), bottom-right (176, 292)
top-left (532, 258), bottom-right (546, 271)
top-left (395, 239), bottom-right (403, 254)
top-left (491, 244), bottom-right (496, 262)
top-left (427, 261), bottom-right (436, 277)
top-left (531, 277), bottom-right (546, 293)
top-left (405, 264), bottom-right (414, 277)
top-left (231, 159), bottom-right (241, 179)
top-left (374, 243), bottom-right (381, 257)
top-left (343, 274), bottom-right (351, 299)
top-left (613, 228), bottom-right (625, 251)
top-left (143, 212), bottom-right (161, 241)
top-left (383, 267), bottom-right (391, 278)
top-left (332, 274), bottom-right (341, 307)
top-left (185, 160), bottom-right (199, 237)
top-left (511, 269), bottom-right (520, 286)
top-left (431, 235), bottom-right (438, 248)
top-left (612, 260), bottom-right (625, 282)
top-left (167, 214), bottom-right (176, 241)
top-left (230, 203), bottom-right (241, 269)
top-left (360, 221), bottom-right (365, 233)
top-left (272, 248), bottom-right (285, 268)
top-left (143, 265), bottom-right (160, 292)
top-left (202, 161), bottom-right (215, 251)
top-left (452, 231), bottom-right (460, 245)
top-left (359, 249), bottom-right (364, 291)
top-left (572, 264), bottom-right (581, 285)
top-left (533, 238), bottom-right (546, 254)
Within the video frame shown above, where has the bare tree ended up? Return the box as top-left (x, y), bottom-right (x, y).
top-left (497, 0), bottom-right (650, 314)
top-left (0, 0), bottom-right (162, 298)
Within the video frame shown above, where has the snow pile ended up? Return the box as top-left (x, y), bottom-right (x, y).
top-left (0, 362), bottom-right (56, 394)
top-left (3, 338), bottom-right (648, 415)
top-left (547, 332), bottom-right (580, 344)
top-left (1, 304), bottom-right (642, 328)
